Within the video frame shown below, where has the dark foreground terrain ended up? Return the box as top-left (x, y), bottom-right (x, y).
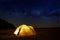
top-left (0, 28), bottom-right (60, 40)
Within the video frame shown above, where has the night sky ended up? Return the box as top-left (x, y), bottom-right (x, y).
top-left (0, 0), bottom-right (60, 28)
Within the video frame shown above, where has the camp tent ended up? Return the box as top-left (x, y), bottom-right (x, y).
top-left (14, 24), bottom-right (36, 37)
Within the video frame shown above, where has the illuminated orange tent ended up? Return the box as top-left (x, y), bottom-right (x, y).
top-left (14, 24), bottom-right (36, 37)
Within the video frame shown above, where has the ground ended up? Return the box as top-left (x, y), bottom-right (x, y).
top-left (0, 28), bottom-right (60, 40)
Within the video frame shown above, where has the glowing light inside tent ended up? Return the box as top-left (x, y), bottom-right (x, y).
top-left (14, 24), bottom-right (36, 37)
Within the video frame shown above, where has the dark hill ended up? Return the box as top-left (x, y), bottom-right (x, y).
top-left (0, 18), bottom-right (16, 29)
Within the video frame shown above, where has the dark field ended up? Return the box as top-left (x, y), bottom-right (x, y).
top-left (0, 28), bottom-right (60, 40)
